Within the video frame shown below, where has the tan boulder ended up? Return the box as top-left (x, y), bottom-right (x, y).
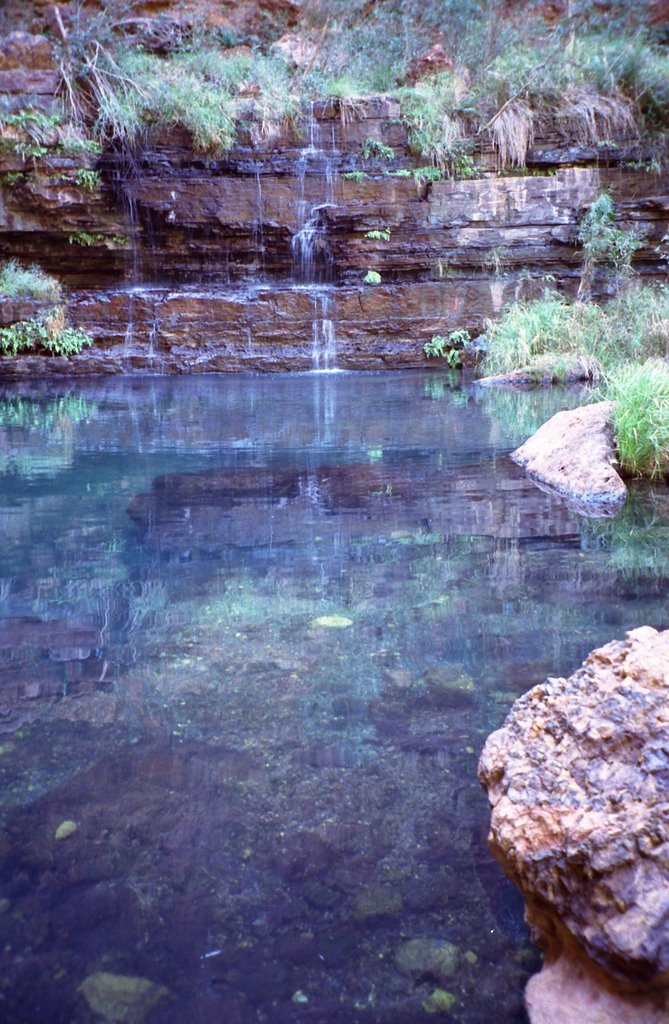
top-left (511, 401), bottom-right (626, 511)
top-left (479, 627), bottom-right (669, 1023)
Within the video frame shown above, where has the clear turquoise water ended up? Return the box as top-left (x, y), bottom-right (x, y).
top-left (0, 372), bottom-right (667, 1024)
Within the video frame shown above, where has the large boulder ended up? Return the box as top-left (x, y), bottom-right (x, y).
top-left (479, 627), bottom-right (669, 1023)
top-left (511, 400), bottom-right (627, 512)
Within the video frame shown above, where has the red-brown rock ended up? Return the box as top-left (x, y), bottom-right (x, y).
top-left (0, 31), bottom-right (55, 70)
top-left (406, 44), bottom-right (455, 83)
top-left (479, 627), bottom-right (669, 1023)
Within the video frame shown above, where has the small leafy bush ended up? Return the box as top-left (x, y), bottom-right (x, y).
top-left (412, 166), bottom-right (443, 183)
top-left (342, 170), bottom-right (368, 181)
top-left (0, 306), bottom-right (92, 357)
top-left (74, 168), bottom-right (102, 191)
top-left (578, 192), bottom-right (643, 296)
top-left (362, 137), bottom-right (395, 161)
top-left (604, 360), bottom-right (669, 478)
top-left (363, 270), bottom-right (382, 285)
top-left (0, 260), bottom-right (62, 301)
top-left (424, 329), bottom-right (471, 367)
top-left (68, 232), bottom-right (107, 246)
top-left (365, 228), bottom-right (391, 241)
top-left (0, 109), bottom-right (60, 161)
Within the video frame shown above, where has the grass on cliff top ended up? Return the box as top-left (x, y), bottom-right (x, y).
top-left (602, 360), bottom-right (669, 478)
top-left (85, 46), bottom-right (299, 153)
top-left (45, 0), bottom-right (669, 167)
top-left (301, 0), bottom-right (669, 166)
top-left (480, 286), bottom-right (669, 381)
top-left (0, 260), bottom-right (62, 302)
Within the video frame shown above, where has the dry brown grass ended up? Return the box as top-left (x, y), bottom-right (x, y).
top-left (489, 99), bottom-right (534, 169)
top-left (557, 87), bottom-right (637, 146)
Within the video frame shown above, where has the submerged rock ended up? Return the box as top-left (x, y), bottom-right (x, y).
top-left (422, 987), bottom-right (457, 1014)
top-left (422, 666), bottom-right (475, 708)
top-left (309, 615), bottom-right (353, 629)
top-left (479, 626), bottom-right (669, 1023)
top-left (353, 884), bottom-right (403, 920)
top-left (78, 971), bottom-right (170, 1023)
top-left (394, 938), bottom-right (460, 984)
top-left (54, 820), bottom-right (77, 841)
top-left (511, 401), bottom-right (626, 513)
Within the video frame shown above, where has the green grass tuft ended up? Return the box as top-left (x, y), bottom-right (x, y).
top-left (91, 47), bottom-right (298, 154)
top-left (0, 260), bottom-right (62, 302)
top-left (481, 286), bottom-right (669, 381)
top-left (603, 360), bottom-right (669, 478)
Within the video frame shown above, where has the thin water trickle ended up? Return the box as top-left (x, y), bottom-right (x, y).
top-left (311, 291), bottom-right (338, 372)
top-left (252, 164), bottom-right (267, 278)
top-left (112, 142), bottom-right (143, 283)
top-left (291, 104), bottom-right (337, 286)
top-left (289, 104), bottom-right (342, 369)
top-left (123, 292), bottom-right (135, 350)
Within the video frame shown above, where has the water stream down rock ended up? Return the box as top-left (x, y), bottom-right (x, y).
top-left (478, 627), bottom-right (669, 1023)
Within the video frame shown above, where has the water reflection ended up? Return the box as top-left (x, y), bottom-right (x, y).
top-left (0, 373), bottom-right (667, 1024)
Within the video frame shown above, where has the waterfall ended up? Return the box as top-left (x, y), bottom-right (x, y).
top-left (292, 103), bottom-right (339, 370)
top-left (311, 292), bottom-right (338, 373)
top-left (252, 165), bottom-right (266, 278)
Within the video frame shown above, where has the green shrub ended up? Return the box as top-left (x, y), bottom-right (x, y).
top-left (424, 329), bottom-right (471, 367)
top-left (74, 168), bottom-right (102, 191)
top-left (412, 166), bottom-right (444, 182)
top-left (68, 232), bottom-right (107, 247)
top-left (365, 228), bottom-right (391, 241)
top-left (0, 306), bottom-right (92, 357)
top-left (603, 360), bottom-right (669, 477)
top-left (481, 285), bottom-right (669, 380)
top-left (362, 138), bottom-right (395, 161)
top-left (578, 192), bottom-right (643, 297)
top-left (0, 109), bottom-right (61, 161)
top-left (363, 270), bottom-right (382, 285)
top-left (0, 260), bottom-right (62, 301)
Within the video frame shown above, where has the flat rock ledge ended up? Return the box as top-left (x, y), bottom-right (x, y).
top-left (478, 627), bottom-right (669, 1024)
top-left (511, 401), bottom-right (627, 512)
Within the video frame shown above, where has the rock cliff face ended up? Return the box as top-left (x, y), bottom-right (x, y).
top-left (1, 33), bottom-right (668, 373)
top-left (479, 627), bottom-right (669, 1023)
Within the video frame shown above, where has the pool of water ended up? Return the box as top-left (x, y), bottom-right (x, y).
top-left (0, 371), bottom-right (667, 1024)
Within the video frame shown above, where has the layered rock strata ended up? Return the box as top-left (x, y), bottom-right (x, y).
top-left (1, 32), bottom-right (669, 372)
top-left (479, 627), bottom-right (669, 1023)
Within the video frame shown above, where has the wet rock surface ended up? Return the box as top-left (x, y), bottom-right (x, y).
top-left (1, 58), bottom-right (668, 372)
top-left (479, 627), bottom-right (669, 1022)
top-left (511, 401), bottom-right (627, 513)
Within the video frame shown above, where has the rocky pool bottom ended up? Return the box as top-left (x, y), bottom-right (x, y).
top-left (0, 371), bottom-right (668, 1024)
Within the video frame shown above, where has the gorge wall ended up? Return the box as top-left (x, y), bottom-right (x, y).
top-left (1, 49), bottom-right (669, 375)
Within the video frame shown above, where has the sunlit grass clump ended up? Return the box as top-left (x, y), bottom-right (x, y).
top-left (91, 48), bottom-right (299, 153)
top-left (0, 260), bottom-right (62, 301)
top-left (480, 286), bottom-right (669, 381)
top-left (603, 360), bottom-right (669, 478)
